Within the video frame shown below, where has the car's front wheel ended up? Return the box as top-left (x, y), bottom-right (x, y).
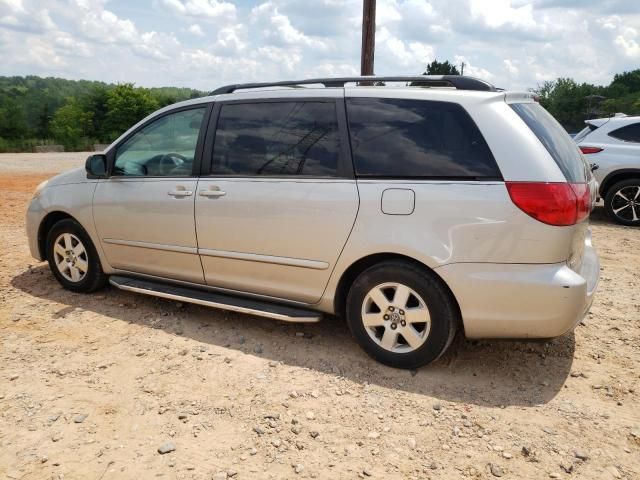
top-left (46, 218), bottom-right (107, 293)
top-left (345, 260), bottom-right (458, 369)
top-left (604, 179), bottom-right (640, 226)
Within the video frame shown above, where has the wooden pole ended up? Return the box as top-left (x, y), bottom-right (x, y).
top-left (360, 0), bottom-right (376, 77)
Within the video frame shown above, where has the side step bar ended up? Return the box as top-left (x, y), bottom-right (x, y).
top-left (109, 275), bottom-right (322, 323)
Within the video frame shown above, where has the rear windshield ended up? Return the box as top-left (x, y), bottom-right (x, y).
top-left (511, 103), bottom-right (587, 182)
top-left (573, 123), bottom-right (598, 143)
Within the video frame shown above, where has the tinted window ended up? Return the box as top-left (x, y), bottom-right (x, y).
top-left (212, 101), bottom-right (340, 176)
top-left (114, 107), bottom-right (205, 176)
top-left (609, 123), bottom-right (640, 143)
top-left (346, 98), bottom-right (500, 178)
top-left (510, 103), bottom-right (587, 182)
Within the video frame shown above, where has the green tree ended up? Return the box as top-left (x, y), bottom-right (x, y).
top-left (610, 70), bottom-right (640, 94)
top-left (0, 97), bottom-right (28, 139)
top-left (50, 97), bottom-right (93, 150)
top-left (104, 83), bottom-right (159, 139)
top-left (81, 86), bottom-right (110, 142)
top-left (423, 60), bottom-right (460, 75)
top-left (533, 78), bottom-right (605, 131)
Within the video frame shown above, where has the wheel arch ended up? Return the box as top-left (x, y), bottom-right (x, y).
top-left (332, 252), bottom-right (462, 327)
top-left (599, 169), bottom-right (640, 198)
top-left (37, 211), bottom-right (78, 259)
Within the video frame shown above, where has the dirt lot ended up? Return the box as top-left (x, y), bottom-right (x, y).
top-left (0, 153), bottom-right (638, 480)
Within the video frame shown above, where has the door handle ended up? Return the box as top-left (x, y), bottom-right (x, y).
top-left (168, 189), bottom-right (193, 197)
top-left (199, 189), bottom-right (226, 198)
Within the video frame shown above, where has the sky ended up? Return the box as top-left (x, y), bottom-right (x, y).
top-left (0, 0), bottom-right (639, 92)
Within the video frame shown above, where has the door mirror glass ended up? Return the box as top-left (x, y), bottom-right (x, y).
top-left (86, 154), bottom-right (107, 178)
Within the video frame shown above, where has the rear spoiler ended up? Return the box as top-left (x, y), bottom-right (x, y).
top-left (584, 118), bottom-right (610, 128)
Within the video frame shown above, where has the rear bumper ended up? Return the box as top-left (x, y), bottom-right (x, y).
top-left (435, 233), bottom-right (599, 339)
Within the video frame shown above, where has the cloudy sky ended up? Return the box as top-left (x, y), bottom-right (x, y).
top-left (0, 0), bottom-right (639, 91)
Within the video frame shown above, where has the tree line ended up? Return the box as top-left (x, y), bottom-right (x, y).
top-left (533, 70), bottom-right (640, 132)
top-left (0, 68), bottom-right (639, 152)
top-left (0, 76), bottom-right (204, 152)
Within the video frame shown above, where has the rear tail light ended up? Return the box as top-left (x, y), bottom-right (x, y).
top-left (506, 182), bottom-right (591, 226)
top-left (570, 183), bottom-right (591, 222)
top-left (579, 146), bottom-right (603, 154)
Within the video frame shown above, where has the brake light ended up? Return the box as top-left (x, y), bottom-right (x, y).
top-left (570, 183), bottom-right (591, 222)
top-left (579, 146), bottom-right (603, 154)
top-left (506, 182), bottom-right (590, 226)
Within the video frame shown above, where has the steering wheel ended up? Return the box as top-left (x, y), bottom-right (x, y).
top-left (159, 153), bottom-right (188, 175)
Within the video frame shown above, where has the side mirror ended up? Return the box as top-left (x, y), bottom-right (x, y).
top-left (86, 154), bottom-right (108, 178)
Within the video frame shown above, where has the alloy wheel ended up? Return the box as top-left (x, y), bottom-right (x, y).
top-left (361, 282), bottom-right (431, 353)
top-left (610, 185), bottom-right (640, 223)
top-left (53, 233), bottom-right (88, 282)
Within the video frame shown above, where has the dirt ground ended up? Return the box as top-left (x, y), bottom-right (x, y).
top-left (0, 153), bottom-right (638, 480)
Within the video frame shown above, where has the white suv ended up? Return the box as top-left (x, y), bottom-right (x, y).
top-left (575, 114), bottom-right (640, 225)
top-left (26, 76), bottom-right (600, 368)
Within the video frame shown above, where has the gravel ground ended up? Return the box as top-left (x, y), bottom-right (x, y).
top-left (0, 151), bottom-right (91, 175)
top-left (0, 152), bottom-right (638, 479)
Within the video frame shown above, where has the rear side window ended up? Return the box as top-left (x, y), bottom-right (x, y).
top-left (212, 101), bottom-right (340, 177)
top-left (608, 123), bottom-right (640, 143)
top-left (510, 103), bottom-right (587, 182)
top-left (346, 98), bottom-right (500, 179)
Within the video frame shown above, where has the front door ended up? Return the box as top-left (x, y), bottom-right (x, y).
top-left (195, 96), bottom-right (359, 303)
top-left (93, 105), bottom-right (209, 284)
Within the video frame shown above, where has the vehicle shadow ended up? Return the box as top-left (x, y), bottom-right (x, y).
top-left (589, 205), bottom-right (610, 225)
top-left (11, 265), bottom-right (575, 408)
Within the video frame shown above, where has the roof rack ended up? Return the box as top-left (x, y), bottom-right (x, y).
top-left (210, 75), bottom-right (497, 95)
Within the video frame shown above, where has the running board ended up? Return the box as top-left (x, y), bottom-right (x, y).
top-left (109, 275), bottom-right (322, 323)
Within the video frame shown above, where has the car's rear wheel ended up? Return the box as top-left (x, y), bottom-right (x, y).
top-left (46, 219), bottom-right (107, 293)
top-left (604, 179), bottom-right (640, 226)
top-left (345, 260), bottom-right (458, 369)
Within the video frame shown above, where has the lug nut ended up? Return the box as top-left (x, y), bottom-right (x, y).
top-left (399, 309), bottom-right (405, 315)
top-left (390, 323), bottom-right (397, 330)
top-left (383, 314), bottom-right (390, 320)
top-left (400, 321), bottom-right (406, 327)
top-left (388, 306), bottom-right (395, 312)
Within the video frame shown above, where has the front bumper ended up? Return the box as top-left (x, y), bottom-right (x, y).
top-left (26, 196), bottom-right (46, 261)
top-left (435, 232), bottom-right (599, 339)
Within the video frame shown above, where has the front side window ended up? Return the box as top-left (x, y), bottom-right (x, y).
top-left (608, 123), bottom-right (640, 143)
top-left (114, 107), bottom-right (206, 176)
top-left (212, 101), bottom-right (340, 177)
top-left (346, 97), bottom-right (500, 178)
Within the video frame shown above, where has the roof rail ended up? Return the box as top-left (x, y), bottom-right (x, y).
top-left (210, 75), bottom-right (497, 95)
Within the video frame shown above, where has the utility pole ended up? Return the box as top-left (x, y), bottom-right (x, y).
top-left (360, 0), bottom-right (376, 77)
top-left (460, 62), bottom-right (465, 76)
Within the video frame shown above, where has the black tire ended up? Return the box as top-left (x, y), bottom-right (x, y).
top-left (604, 179), bottom-right (640, 227)
top-left (345, 260), bottom-right (459, 369)
top-left (46, 218), bottom-right (107, 293)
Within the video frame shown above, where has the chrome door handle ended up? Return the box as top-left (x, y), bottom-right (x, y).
top-left (168, 189), bottom-right (193, 197)
top-left (199, 189), bottom-right (226, 198)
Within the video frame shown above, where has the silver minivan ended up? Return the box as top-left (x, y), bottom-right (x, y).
top-left (26, 76), bottom-right (599, 368)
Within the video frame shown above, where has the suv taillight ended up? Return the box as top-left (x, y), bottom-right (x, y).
top-left (579, 146), bottom-right (603, 154)
top-left (506, 182), bottom-right (590, 226)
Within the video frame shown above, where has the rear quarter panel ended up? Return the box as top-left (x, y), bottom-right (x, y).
top-left (318, 180), bottom-right (580, 312)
